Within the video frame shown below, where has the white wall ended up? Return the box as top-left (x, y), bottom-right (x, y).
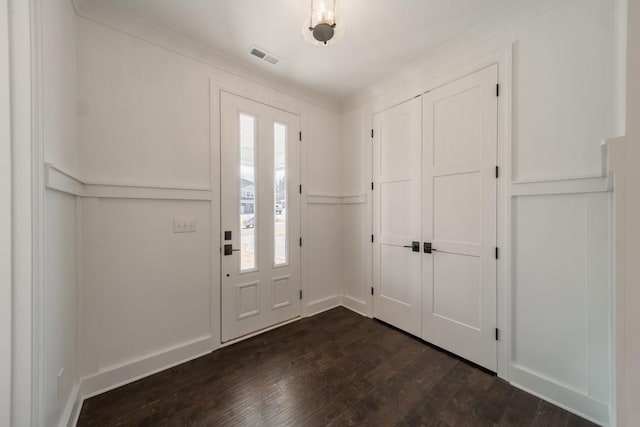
top-left (340, 106), bottom-right (372, 316)
top-left (341, 0), bottom-right (620, 424)
top-left (305, 108), bottom-right (343, 311)
top-left (621, 0), bottom-right (640, 424)
top-left (42, 0), bottom-right (80, 425)
top-left (73, 10), bottom-right (343, 401)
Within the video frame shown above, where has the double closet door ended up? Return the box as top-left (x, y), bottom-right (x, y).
top-left (221, 92), bottom-right (301, 342)
top-left (372, 65), bottom-right (498, 371)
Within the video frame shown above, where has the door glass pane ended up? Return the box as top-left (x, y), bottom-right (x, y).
top-left (240, 113), bottom-right (256, 271)
top-left (274, 122), bottom-right (288, 266)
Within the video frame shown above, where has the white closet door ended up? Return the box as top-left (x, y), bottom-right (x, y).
top-left (221, 92), bottom-right (301, 342)
top-left (373, 97), bottom-right (422, 337)
top-left (422, 65), bottom-right (498, 371)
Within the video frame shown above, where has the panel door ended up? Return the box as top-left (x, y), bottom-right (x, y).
top-left (373, 97), bottom-right (422, 337)
top-left (422, 65), bottom-right (498, 371)
top-left (221, 92), bottom-right (301, 342)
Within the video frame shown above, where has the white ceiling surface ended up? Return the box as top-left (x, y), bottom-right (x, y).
top-left (88, 0), bottom-right (515, 100)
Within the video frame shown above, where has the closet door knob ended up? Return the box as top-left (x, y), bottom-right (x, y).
top-left (403, 241), bottom-right (420, 252)
top-left (424, 242), bottom-right (437, 254)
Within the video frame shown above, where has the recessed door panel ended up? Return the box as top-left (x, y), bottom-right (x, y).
top-left (272, 275), bottom-right (291, 309)
top-left (237, 281), bottom-right (260, 320)
top-left (221, 92), bottom-right (301, 342)
top-left (433, 86), bottom-right (483, 166)
top-left (433, 253), bottom-right (481, 329)
top-left (433, 172), bottom-right (482, 244)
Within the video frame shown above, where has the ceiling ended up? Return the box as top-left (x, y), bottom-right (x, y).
top-left (88, 0), bottom-right (516, 100)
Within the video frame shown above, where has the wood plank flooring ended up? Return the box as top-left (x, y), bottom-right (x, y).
top-left (78, 307), bottom-right (597, 426)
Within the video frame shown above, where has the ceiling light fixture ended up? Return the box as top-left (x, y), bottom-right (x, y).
top-left (303, 0), bottom-right (342, 46)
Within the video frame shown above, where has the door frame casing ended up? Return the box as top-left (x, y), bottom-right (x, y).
top-left (369, 47), bottom-right (513, 380)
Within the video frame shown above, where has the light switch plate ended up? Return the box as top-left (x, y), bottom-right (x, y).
top-left (173, 217), bottom-right (196, 233)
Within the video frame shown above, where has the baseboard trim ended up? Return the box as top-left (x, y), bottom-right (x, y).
top-left (79, 336), bottom-right (212, 400)
top-left (306, 295), bottom-right (341, 315)
top-left (510, 365), bottom-right (609, 426)
top-left (59, 383), bottom-right (81, 427)
top-left (340, 295), bottom-right (370, 317)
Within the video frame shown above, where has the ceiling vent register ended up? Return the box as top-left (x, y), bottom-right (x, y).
top-left (249, 46), bottom-right (280, 65)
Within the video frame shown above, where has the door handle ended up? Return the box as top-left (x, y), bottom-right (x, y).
top-left (423, 242), bottom-right (438, 254)
top-left (403, 241), bottom-right (420, 252)
top-left (224, 244), bottom-right (241, 256)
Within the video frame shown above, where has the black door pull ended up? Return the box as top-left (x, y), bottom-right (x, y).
top-left (403, 241), bottom-right (420, 252)
top-left (423, 242), bottom-right (439, 253)
top-left (224, 244), bottom-right (240, 256)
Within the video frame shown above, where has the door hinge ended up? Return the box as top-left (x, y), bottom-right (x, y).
top-left (371, 234), bottom-right (374, 243)
top-left (299, 290), bottom-right (303, 300)
top-left (299, 131), bottom-right (302, 141)
top-left (371, 182), bottom-right (374, 191)
top-left (495, 328), bottom-right (499, 341)
top-left (495, 247), bottom-right (499, 259)
top-left (495, 166), bottom-right (499, 178)
top-left (371, 287), bottom-right (374, 295)
top-left (496, 84), bottom-right (500, 97)
top-left (300, 237), bottom-right (303, 247)
top-left (299, 184), bottom-right (302, 194)
top-left (371, 129), bottom-right (374, 138)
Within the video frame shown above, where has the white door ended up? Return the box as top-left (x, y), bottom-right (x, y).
top-left (372, 97), bottom-right (422, 337)
top-left (221, 92), bottom-right (301, 342)
top-left (422, 65), bottom-right (498, 371)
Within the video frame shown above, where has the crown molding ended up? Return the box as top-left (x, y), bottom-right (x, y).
top-left (341, 0), bottom-right (569, 112)
top-left (70, 0), bottom-right (342, 113)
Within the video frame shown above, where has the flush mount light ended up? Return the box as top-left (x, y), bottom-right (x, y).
top-left (303, 0), bottom-right (343, 46)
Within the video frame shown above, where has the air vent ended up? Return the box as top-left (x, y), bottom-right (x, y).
top-left (249, 45), bottom-right (279, 65)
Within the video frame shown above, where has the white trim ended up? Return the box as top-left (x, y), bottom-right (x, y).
top-left (342, 194), bottom-right (367, 204)
top-left (30, 0), bottom-right (45, 424)
top-left (510, 365), bottom-right (609, 426)
top-left (340, 296), bottom-right (370, 318)
top-left (209, 80), bottom-right (222, 352)
top-left (342, 0), bottom-right (565, 112)
top-left (70, 0), bottom-right (340, 113)
top-left (0, 0), bottom-right (11, 422)
top-left (306, 295), bottom-right (341, 316)
top-left (44, 165), bottom-right (83, 197)
top-left (307, 193), bottom-right (367, 205)
top-left (45, 164), bottom-right (213, 200)
top-left (79, 336), bottom-right (212, 400)
top-left (219, 316), bottom-right (302, 348)
top-left (83, 185), bottom-right (212, 201)
top-left (511, 176), bottom-right (611, 197)
top-left (58, 383), bottom-right (80, 427)
top-left (496, 47), bottom-right (513, 382)
top-left (307, 194), bottom-right (341, 205)
top-left (604, 136), bottom-right (626, 427)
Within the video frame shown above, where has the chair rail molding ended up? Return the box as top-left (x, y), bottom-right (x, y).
top-left (45, 164), bottom-right (213, 201)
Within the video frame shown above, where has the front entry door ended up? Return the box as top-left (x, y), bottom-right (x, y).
top-left (372, 97), bottom-right (423, 337)
top-left (421, 65), bottom-right (498, 371)
top-left (221, 92), bottom-right (301, 342)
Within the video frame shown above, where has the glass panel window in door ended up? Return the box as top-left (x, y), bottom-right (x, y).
top-left (240, 113), bottom-right (257, 272)
top-left (274, 122), bottom-right (288, 266)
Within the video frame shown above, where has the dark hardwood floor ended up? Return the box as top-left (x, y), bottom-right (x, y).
top-left (78, 307), bottom-right (597, 426)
